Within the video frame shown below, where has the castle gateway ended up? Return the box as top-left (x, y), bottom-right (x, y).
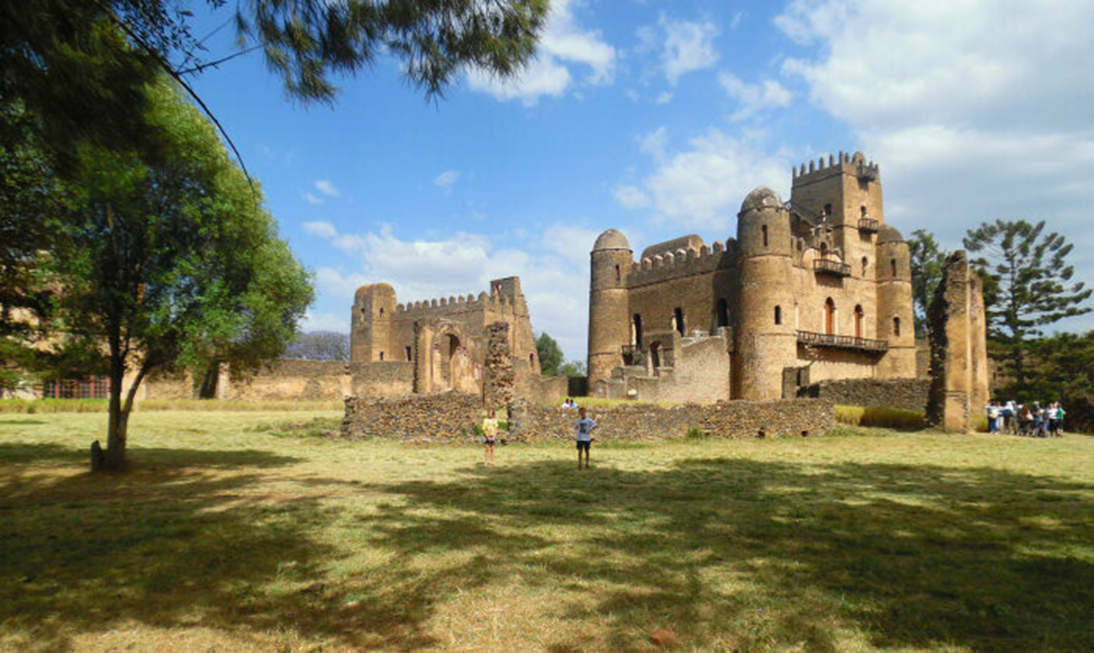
top-left (588, 152), bottom-right (921, 402)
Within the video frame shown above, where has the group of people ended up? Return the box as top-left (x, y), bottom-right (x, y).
top-left (560, 397), bottom-right (581, 409)
top-left (986, 400), bottom-right (1066, 437)
top-left (481, 406), bottom-right (599, 468)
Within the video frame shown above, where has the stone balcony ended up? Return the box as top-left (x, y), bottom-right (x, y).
top-left (797, 330), bottom-right (888, 353)
top-left (813, 258), bottom-right (851, 277)
top-left (858, 217), bottom-right (879, 233)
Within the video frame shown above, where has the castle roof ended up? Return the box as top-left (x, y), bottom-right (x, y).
top-left (877, 224), bottom-right (904, 245)
top-left (641, 234), bottom-right (705, 260)
top-left (739, 187), bottom-right (783, 214)
top-left (593, 229), bottom-right (630, 251)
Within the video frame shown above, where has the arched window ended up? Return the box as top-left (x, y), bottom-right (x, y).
top-left (650, 341), bottom-right (662, 368)
top-left (716, 299), bottom-right (729, 328)
top-left (862, 256), bottom-right (869, 276)
top-left (825, 298), bottom-right (836, 335)
top-left (379, 351), bottom-right (384, 361)
top-left (615, 264), bottom-right (621, 283)
top-left (633, 314), bottom-right (643, 348)
top-left (674, 307), bottom-right (685, 336)
top-left (761, 224), bottom-right (769, 247)
top-left (893, 316), bottom-right (901, 337)
top-left (854, 305), bottom-right (864, 338)
top-left (860, 205), bottom-right (867, 218)
top-left (890, 258), bottom-right (897, 277)
top-left (405, 346), bottom-right (412, 361)
top-left (774, 305), bottom-right (782, 325)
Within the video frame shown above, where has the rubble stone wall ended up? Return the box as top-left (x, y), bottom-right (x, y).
top-left (342, 392), bottom-right (484, 442)
top-left (800, 378), bottom-right (929, 413)
top-left (507, 399), bottom-right (834, 442)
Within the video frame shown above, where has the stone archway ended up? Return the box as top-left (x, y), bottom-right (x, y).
top-left (418, 321), bottom-right (478, 394)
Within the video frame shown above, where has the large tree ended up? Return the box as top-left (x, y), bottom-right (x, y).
top-left (535, 332), bottom-right (563, 376)
top-left (907, 228), bottom-right (948, 338)
top-left (963, 219), bottom-right (1092, 389)
top-left (51, 79), bottom-right (312, 471)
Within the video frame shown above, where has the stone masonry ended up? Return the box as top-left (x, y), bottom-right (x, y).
top-left (482, 321), bottom-right (515, 409)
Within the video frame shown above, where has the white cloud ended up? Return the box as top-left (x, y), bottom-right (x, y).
top-left (614, 185), bottom-right (651, 210)
top-left (655, 91), bottom-right (673, 105)
top-left (660, 16), bottom-right (719, 85)
top-left (433, 170), bottom-right (461, 191)
top-left (315, 179), bottom-right (340, 197)
top-left (776, 0), bottom-right (1094, 331)
top-left (303, 192), bottom-right (323, 205)
top-left (638, 126), bottom-right (669, 160)
top-left (306, 222), bottom-right (597, 358)
top-left (303, 221), bottom-right (338, 238)
top-left (719, 72), bottom-right (792, 121)
top-left (621, 129), bottom-right (790, 230)
top-left (466, 0), bottom-right (616, 105)
top-left (301, 311), bottom-right (348, 333)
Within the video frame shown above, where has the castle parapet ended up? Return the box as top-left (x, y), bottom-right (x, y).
top-left (626, 238), bottom-right (736, 288)
top-left (792, 151), bottom-right (880, 185)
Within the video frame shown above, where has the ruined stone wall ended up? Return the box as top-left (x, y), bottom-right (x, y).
top-left (482, 321), bottom-right (514, 409)
top-left (800, 378), bottom-right (930, 413)
top-left (351, 361), bottom-right (414, 398)
top-left (625, 332), bottom-right (731, 403)
top-left (140, 360), bottom-right (354, 401)
top-left (927, 251), bottom-right (990, 432)
top-left (342, 392), bottom-right (484, 442)
top-left (508, 399), bottom-right (834, 442)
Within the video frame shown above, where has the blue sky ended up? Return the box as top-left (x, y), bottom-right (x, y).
top-left (186, 0), bottom-right (1094, 361)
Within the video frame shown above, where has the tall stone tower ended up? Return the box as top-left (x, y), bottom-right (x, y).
top-left (790, 151), bottom-right (883, 271)
top-left (351, 283), bottom-right (396, 363)
top-left (587, 229), bottom-right (632, 386)
top-left (876, 225), bottom-right (917, 377)
top-left (735, 188), bottom-right (796, 400)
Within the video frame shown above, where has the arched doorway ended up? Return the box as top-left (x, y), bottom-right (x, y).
top-left (649, 341), bottom-right (661, 369)
top-left (825, 298), bottom-right (836, 335)
top-left (716, 299), bottom-right (729, 328)
top-left (854, 305), bottom-right (864, 338)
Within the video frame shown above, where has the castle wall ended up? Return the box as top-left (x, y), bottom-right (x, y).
top-left (623, 332), bottom-right (732, 403)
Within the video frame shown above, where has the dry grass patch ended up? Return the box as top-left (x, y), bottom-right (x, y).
top-left (1, 412), bottom-right (1092, 651)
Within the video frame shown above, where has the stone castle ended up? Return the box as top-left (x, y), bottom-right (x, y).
top-left (587, 151), bottom-right (924, 402)
top-left (350, 276), bottom-right (567, 401)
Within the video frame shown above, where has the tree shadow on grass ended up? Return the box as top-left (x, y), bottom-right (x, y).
top-left (364, 458), bottom-right (1094, 651)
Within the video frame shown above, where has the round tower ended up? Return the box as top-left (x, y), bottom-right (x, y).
top-left (735, 188), bottom-right (797, 400)
top-left (875, 225), bottom-right (916, 377)
top-left (587, 229), bottom-right (633, 386)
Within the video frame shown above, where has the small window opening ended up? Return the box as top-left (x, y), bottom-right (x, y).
top-left (890, 258), bottom-right (897, 276)
top-left (774, 305), bottom-right (782, 325)
top-left (674, 307), bottom-right (685, 336)
top-left (854, 305), bottom-right (864, 338)
top-left (633, 314), bottom-right (643, 348)
top-left (825, 298), bottom-right (836, 335)
top-left (862, 256), bottom-right (869, 275)
top-left (761, 224), bottom-right (769, 247)
top-left (379, 351), bottom-right (385, 361)
top-left (824, 203), bottom-right (833, 218)
top-left (405, 346), bottom-right (412, 361)
top-left (379, 307), bottom-right (384, 317)
top-left (717, 299), bottom-right (729, 328)
top-left (615, 264), bottom-right (621, 283)
top-left (820, 242), bottom-right (828, 258)
top-left (530, 353), bottom-right (535, 364)
top-left (893, 316), bottom-right (901, 337)
top-left (860, 205), bottom-right (867, 218)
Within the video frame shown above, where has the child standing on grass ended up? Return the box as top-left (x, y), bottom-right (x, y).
top-left (575, 407), bottom-right (597, 469)
top-left (482, 409), bottom-right (498, 467)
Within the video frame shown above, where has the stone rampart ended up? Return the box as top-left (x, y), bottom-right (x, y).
top-left (142, 360), bottom-right (353, 401)
top-left (350, 361), bottom-right (414, 397)
top-left (626, 239), bottom-right (738, 288)
top-left (799, 378), bottom-right (929, 413)
top-left (342, 392), bottom-right (484, 442)
top-left (507, 399), bottom-right (834, 442)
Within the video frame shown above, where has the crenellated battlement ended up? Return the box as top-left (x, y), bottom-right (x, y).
top-left (791, 151), bottom-right (880, 185)
top-left (394, 290), bottom-right (516, 317)
top-left (626, 238), bottom-right (738, 287)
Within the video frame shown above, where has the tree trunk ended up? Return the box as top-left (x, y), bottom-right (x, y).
top-left (101, 357), bottom-right (128, 472)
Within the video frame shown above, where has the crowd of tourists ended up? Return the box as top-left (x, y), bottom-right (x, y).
top-left (985, 401), bottom-right (1066, 437)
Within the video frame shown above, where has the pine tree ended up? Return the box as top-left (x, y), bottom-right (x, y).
top-left (963, 219), bottom-right (1092, 389)
top-left (907, 229), bottom-right (948, 338)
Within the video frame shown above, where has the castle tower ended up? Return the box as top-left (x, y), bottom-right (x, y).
top-left (789, 151), bottom-right (884, 270)
top-left (587, 229), bottom-right (632, 385)
top-left (735, 188), bottom-right (797, 400)
top-left (875, 226), bottom-right (916, 377)
top-left (351, 283), bottom-right (397, 363)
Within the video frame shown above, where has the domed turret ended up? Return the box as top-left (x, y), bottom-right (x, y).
top-left (739, 187), bottom-right (783, 214)
top-left (877, 224), bottom-right (904, 245)
top-left (588, 229), bottom-right (634, 385)
top-left (593, 229), bottom-right (630, 251)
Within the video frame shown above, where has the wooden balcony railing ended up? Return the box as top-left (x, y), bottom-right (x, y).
top-left (813, 258), bottom-right (851, 277)
top-left (858, 217), bottom-right (879, 233)
top-left (797, 330), bottom-right (888, 352)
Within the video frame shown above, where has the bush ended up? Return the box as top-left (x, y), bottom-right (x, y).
top-left (685, 426), bottom-right (705, 440)
top-left (835, 405), bottom-right (925, 430)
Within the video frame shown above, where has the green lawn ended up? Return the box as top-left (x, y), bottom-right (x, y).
top-left (1, 412), bottom-right (1091, 651)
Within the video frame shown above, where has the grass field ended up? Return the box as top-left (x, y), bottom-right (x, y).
top-left (1, 412), bottom-right (1092, 651)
